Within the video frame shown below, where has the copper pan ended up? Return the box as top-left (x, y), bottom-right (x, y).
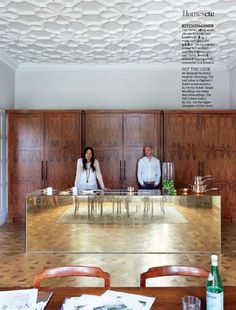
top-left (180, 187), bottom-right (190, 193)
top-left (192, 186), bottom-right (218, 194)
top-left (193, 178), bottom-right (213, 185)
top-left (194, 175), bottom-right (212, 182)
top-left (192, 184), bottom-right (207, 193)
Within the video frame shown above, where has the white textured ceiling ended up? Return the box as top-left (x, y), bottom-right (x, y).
top-left (0, 0), bottom-right (236, 67)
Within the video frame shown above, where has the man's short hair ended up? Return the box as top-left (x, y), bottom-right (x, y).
top-left (144, 145), bottom-right (153, 150)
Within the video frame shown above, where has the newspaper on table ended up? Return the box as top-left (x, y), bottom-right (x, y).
top-left (62, 295), bottom-right (101, 310)
top-left (0, 289), bottom-right (52, 310)
top-left (62, 290), bottom-right (155, 310)
top-left (0, 288), bottom-right (38, 310)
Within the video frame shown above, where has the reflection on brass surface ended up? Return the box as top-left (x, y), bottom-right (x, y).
top-left (26, 191), bottom-right (221, 254)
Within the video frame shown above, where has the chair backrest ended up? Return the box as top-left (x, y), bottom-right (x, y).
top-left (34, 266), bottom-right (110, 288)
top-left (140, 265), bottom-right (209, 287)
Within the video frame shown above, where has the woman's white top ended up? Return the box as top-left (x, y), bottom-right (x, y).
top-left (74, 158), bottom-right (105, 190)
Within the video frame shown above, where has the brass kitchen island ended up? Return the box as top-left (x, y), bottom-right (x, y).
top-left (26, 190), bottom-right (221, 254)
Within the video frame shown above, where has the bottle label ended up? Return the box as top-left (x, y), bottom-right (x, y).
top-left (206, 291), bottom-right (224, 310)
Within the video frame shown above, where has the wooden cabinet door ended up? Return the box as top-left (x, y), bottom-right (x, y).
top-left (8, 113), bottom-right (44, 221)
top-left (45, 113), bottom-right (82, 190)
top-left (8, 111), bottom-right (82, 222)
top-left (123, 113), bottom-right (161, 188)
top-left (164, 111), bottom-right (236, 220)
top-left (199, 113), bottom-right (236, 219)
top-left (84, 113), bottom-right (123, 189)
top-left (163, 112), bottom-right (201, 188)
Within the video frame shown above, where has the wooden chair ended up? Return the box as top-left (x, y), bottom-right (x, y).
top-left (34, 266), bottom-right (110, 288)
top-left (140, 265), bottom-right (209, 287)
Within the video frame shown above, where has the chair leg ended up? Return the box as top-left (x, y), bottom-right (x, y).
top-left (160, 198), bottom-right (165, 215)
top-left (100, 200), bottom-right (103, 216)
top-left (88, 196), bottom-right (92, 217)
top-left (117, 200), bottom-right (121, 215)
top-left (74, 198), bottom-right (79, 216)
top-left (125, 201), bottom-right (129, 216)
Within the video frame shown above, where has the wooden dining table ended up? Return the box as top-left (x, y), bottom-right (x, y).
top-left (43, 286), bottom-right (235, 309)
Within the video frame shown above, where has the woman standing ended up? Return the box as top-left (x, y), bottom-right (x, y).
top-left (74, 147), bottom-right (105, 191)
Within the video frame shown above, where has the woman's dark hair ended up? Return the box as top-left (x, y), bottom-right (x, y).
top-left (82, 146), bottom-right (95, 171)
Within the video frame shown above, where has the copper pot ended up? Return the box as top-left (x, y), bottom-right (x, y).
top-left (192, 185), bottom-right (218, 194)
top-left (180, 187), bottom-right (190, 193)
top-left (192, 184), bottom-right (207, 193)
top-left (194, 180), bottom-right (207, 186)
top-left (194, 175), bottom-right (212, 182)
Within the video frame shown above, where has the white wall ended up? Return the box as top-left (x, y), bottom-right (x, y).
top-left (0, 110), bottom-right (7, 225)
top-left (230, 65), bottom-right (236, 109)
top-left (15, 65), bottom-right (230, 109)
top-left (0, 60), bottom-right (15, 109)
top-left (0, 59), bottom-right (14, 225)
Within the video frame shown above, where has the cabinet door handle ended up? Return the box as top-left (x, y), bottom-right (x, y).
top-left (124, 160), bottom-right (126, 180)
top-left (41, 161), bottom-right (44, 181)
top-left (120, 160), bottom-right (122, 181)
top-left (198, 161), bottom-right (200, 175)
top-left (45, 160), bottom-right (48, 181)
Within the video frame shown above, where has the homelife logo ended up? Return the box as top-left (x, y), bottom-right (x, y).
top-left (183, 10), bottom-right (215, 17)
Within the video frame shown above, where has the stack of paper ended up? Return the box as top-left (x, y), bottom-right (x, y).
top-left (0, 289), bottom-right (38, 309)
top-left (0, 289), bottom-right (52, 310)
top-left (62, 290), bottom-right (155, 310)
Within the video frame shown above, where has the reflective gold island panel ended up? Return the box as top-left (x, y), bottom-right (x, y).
top-left (26, 190), bottom-right (221, 254)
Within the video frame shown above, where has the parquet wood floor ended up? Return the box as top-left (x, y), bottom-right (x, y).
top-left (27, 201), bottom-right (220, 254)
top-left (0, 218), bottom-right (236, 288)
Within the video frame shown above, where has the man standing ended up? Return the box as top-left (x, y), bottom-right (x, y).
top-left (137, 145), bottom-right (161, 189)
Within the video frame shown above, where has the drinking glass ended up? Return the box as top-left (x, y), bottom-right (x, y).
top-left (182, 296), bottom-right (201, 310)
top-left (162, 162), bottom-right (175, 195)
top-left (162, 162), bottom-right (174, 180)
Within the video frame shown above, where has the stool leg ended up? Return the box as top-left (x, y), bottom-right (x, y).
top-left (100, 200), bottom-right (103, 216)
top-left (88, 197), bottom-right (91, 217)
top-left (74, 198), bottom-right (79, 216)
top-left (125, 201), bottom-right (129, 216)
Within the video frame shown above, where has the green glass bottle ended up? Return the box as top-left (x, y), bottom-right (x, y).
top-left (206, 254), bottom-right (224, 310)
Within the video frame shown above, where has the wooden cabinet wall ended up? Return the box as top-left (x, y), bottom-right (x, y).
top-left (8, 113), bottom-right (44, 221)
top-left (164, 111), bottom-right (236, 220)
top-left (123, 113), bottom-right (161, 189)
top-left (44, 113), bottom-right (82, 189)
top-left (84, 112), bottom-right (123, 189)
top-left (84, 111), bottom-right (162, 189)
top-left (7, 109), bottom-right (236, 221)
top-left (8, 111), bottom-right (82, 222)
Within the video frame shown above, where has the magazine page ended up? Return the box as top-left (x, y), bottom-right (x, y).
top-left (98, 290), bottom-right (155, 310)
top-left (0, 288), bottom-right (38, 310)
top-left (62, 291), bottom-right (155, 310)
top-left (62, 295), bottom-right (101, 310)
